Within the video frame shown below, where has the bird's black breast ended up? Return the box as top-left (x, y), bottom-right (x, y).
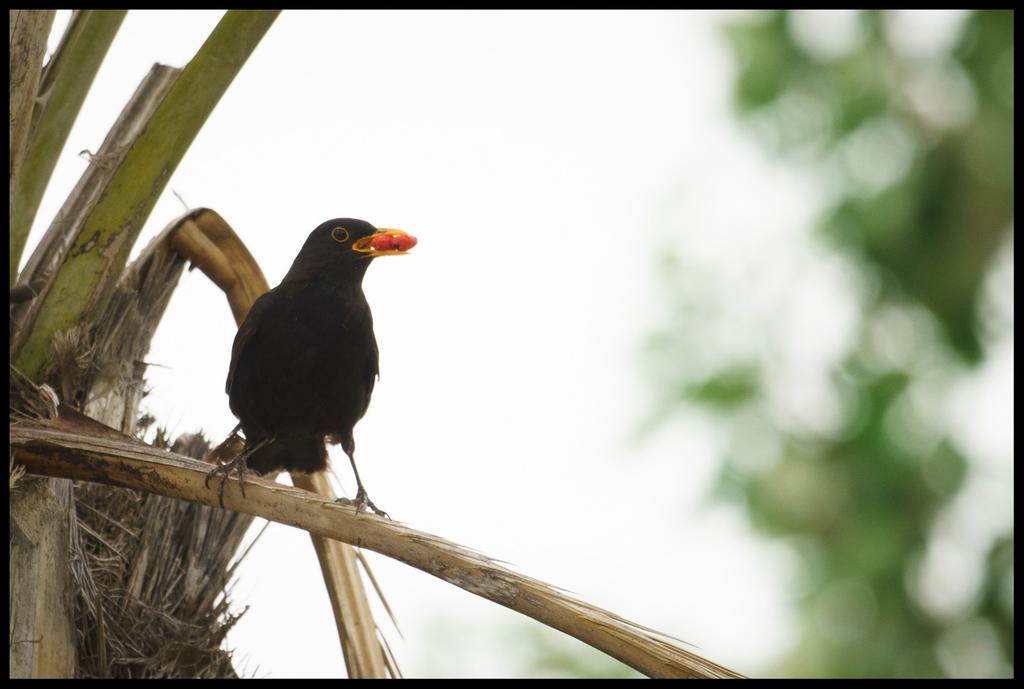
top-left (226, 281), bottom-right (379, 441)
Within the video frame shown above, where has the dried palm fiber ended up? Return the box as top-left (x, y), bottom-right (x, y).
top-left (70, 430), bottom-right (256, 678)
top-left (13, 361), bottom-right (251, 678)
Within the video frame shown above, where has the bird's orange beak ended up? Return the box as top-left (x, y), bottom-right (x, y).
top-left (352, 228), bottom-right (417, 257)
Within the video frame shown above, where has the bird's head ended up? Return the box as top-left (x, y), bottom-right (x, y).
top-left (314, 218), bottom-right (417, 258)
top-left (285, 218), bottom-right (417, 282)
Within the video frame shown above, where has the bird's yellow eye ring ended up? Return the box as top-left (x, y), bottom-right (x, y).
top-left (331, 227), bottom-right (350, 244)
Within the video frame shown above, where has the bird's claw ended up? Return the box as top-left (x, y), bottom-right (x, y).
top-left (204, 454), bottom-right (251, 509)
top-left (335, 489), bottom-right (390, 519)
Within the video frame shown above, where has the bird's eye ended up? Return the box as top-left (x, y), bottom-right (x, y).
top-left (331, 227), bottom-right (350, 244)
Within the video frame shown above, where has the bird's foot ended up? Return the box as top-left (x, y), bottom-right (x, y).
top-left (335, 488), bottom-right (390, 519)
top-left (204, 452), bottom-right (255, 509)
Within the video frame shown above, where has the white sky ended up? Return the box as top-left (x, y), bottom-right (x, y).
top-left (29, 9), bottom-right (1011, 679)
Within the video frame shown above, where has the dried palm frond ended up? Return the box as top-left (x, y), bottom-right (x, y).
top-left (12, 414), bottom-right (744, 679)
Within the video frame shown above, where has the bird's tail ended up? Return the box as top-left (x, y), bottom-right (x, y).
top-left (204, 424), bottom-right (244, 467)
top-left (246, 435), bottom-right (328, 475)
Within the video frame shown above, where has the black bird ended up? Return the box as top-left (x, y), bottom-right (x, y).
top-left (206, 218), bottom-right (417, 515)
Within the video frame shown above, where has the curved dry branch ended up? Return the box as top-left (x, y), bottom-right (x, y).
top-left (167, 208), bottom-right (269, 322)
top-left (11, 416), bottom-right (743, 679)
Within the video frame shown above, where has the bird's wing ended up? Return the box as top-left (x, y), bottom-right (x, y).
top-left (225, 290), bottom-right (274, 396)
top-left (356, 325), bottom-right (380, 421)
top-left (360, 330), bottom-right (379, 418)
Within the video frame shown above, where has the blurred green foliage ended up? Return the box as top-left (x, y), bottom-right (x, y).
top-left (641, 10), bottom-right (1013, 678)
top-left (419, 11), bottom-right (1011, 678)
top-left (727, 10), bottom-right (1013, 363)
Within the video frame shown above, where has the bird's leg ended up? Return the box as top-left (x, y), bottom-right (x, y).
top-left (204, 438), bottom-right (270, 509)
top-left (335, 451), bottom-right (389, 519)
